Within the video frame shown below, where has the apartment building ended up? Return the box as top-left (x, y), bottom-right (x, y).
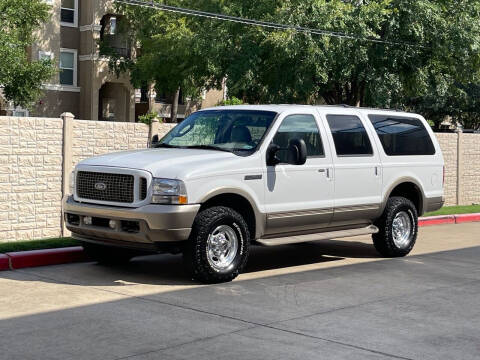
top-left (5, 0), bottom-right (224, 121)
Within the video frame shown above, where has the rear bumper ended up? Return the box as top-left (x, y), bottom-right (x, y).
top-left (62, 196), bottom-right (200, 250)
top-left (424, 196), bottom-right (445, 214)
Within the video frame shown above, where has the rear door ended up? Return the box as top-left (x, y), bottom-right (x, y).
top-left (319, 109), bottom-right (383, 224)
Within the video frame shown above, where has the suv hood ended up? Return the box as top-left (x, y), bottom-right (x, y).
top-left (78, 148), bottom-right (238, 179)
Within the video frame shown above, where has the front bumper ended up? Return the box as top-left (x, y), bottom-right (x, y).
top-left (63, 196), bottom-right (200, 250)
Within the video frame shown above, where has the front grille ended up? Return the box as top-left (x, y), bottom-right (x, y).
top-left (77, 171), bottom-right (134, 203)
top-left (140, 177), bottom-right (147, 200)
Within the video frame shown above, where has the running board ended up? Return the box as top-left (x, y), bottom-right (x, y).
top-left (256, 225), bottom-right (379, 246)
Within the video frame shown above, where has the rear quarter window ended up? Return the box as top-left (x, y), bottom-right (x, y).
top-left (368, 115), bottom-right (435, 156)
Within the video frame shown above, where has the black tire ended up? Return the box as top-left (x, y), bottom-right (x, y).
top-left (183, 206), bottom-right (250, 283)
top-left (373, 196), bottom-right (418, 257)
top-left (82, 242), bottom-right (134, 265)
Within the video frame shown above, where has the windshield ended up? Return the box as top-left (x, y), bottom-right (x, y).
top-left (158, 110), bottom-right (277, 155)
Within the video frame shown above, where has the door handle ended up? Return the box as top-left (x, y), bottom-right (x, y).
top-left (318, 169), bottom-right (326, 173)
top-left (375, 166), bottom-right (380, 176)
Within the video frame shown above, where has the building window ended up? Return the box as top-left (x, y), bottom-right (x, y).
top-left (38, 51), bottom-right (54, 61)
top-left (61, 0), bottom-right (78, 27)
top-left (59, 49), bottom-right (77, 86)
top-left (12, 107), bottom-right (29, 117)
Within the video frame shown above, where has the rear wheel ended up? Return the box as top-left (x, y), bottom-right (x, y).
top-left (82, 242), bottom-right (134, 265)
top-left (183, 206), bottom-right (250, 283)
top-left (373, 196), bottom-right (418, 257)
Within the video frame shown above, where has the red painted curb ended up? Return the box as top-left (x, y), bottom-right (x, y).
top-left (418, 215), bottom-right (456, 227)
top-left (6, 247), bottom-right (87, 270)
top-left (455, 213), bottom-right (480, 224)
top-left (0, 254), bottom-right (10, 271)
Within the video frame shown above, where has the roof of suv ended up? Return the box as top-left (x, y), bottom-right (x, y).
top-left (202, 104), bottom-right (421, 118)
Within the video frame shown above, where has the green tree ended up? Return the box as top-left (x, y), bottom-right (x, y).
top-left (0, 0), bottom-right (55, 108)
top-left (193, 0), bottom-right (480, 127)
top-left (109, 0), bottom-right (480, 128)
top-left (103, 0), bottom-right (217, 122)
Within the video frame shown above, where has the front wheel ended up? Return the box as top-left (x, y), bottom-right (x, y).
top-left (373, 196), bottom-right (418, 257)
top-left (183, 206), bottom-right (250, 283)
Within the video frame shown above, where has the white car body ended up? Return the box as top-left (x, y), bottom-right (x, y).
top-left (64, 105), bottom-right (444, 250)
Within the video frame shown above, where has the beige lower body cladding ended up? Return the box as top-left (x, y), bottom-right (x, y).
top-left (0, 118), bottom-right (478, 243)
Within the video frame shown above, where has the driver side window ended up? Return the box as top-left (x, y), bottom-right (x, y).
top-left (272, 114), bottom-right (324, 163)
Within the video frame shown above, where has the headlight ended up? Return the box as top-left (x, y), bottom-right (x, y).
top-left (69, 171), bottom-right (76, 195)
top-left (151, 178), bottom-right (188, 204)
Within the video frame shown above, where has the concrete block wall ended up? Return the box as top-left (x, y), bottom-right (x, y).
top-left (0, 115), bottom-right (174, 242)
top-left (0, 115), bottom-right (478, 243)
top-left (0, 117), bottom-right (64, 242)
top-left (435, 133), bottom-right (458, 206)
top-left (462, 134), bottom-right (480, 205)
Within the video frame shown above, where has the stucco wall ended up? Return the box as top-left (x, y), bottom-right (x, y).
top-left (0, 117), bottom-right (478, 243)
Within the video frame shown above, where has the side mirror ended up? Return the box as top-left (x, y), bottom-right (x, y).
top-left (266, 139), bottom-right (307, 166)
top-left (151, 134), bottom-right (159, 147)
top-left (266, 143), bottom-right (281, 166)
top-left (288, 138), bottom-right (307, 165)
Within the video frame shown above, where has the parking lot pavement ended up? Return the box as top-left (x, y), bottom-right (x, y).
top-left (0, 223), bottom-right (479, 360)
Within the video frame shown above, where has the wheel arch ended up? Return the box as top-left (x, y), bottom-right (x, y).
top-left (198, 188), bottom-right (265, 240)
top-left (382, 178), bottom-right (426, 216)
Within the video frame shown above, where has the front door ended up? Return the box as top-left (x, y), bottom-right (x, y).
top-left (264, 113), bottom-right (334, 236)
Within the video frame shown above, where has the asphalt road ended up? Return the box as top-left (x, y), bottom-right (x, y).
top-left (1, 222), bottom-right (479, 360)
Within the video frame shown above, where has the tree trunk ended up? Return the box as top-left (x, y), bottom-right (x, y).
top-left (171, 87), bottom-right (180, 123)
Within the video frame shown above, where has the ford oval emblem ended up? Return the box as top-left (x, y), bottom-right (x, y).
top-left (94, 182), bottom-right (107, 191)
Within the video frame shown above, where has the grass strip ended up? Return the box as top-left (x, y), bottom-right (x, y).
top-left (424, 204), bottom-right (480, 217)
top-left (0, 238), bottom-right (80, 253)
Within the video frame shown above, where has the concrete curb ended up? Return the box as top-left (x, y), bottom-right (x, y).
top-left (454, 213), bottom-right (480, 224)
top-left (2, 247), bottom-right (87, 271)
top-left (418, 215), bottom-right (456, 227)
top-left (419, 213), bottom-right (480, 227)
top-left (0, 214), bottom-right (479, 271)
top-left (0, 254), bottom-right (10, 271)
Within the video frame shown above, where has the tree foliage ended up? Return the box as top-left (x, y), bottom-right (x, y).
top-left (109, 0), bottom-right (480, 128)
top-left (0, 0), bottom-right (55, 107)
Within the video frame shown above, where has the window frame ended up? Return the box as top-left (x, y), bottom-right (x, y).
top-left (59, 48), bottom-right (78, 87)
top-left (271, 113), bottom-right (326, 161)
top-left (368, 114), bottom-right (436, 157)
top-left (38, 51), bottom-right (54, 61)
top-left (326, 114), bottom-right (374, 158)
top-left (60, 0), bottom-right (78, 28)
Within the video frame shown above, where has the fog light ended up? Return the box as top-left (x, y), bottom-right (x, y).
top-left (84, 216), bottom-right (92, 225)
top-left (109, 220), bottom-right (117, 229)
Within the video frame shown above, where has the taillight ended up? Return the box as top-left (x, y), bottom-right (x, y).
top-left (443, 166), bottom-right (445, 186)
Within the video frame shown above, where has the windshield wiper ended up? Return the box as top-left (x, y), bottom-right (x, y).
top-left (155, 143), bottom-right (181, 148)
top-left (184, 145), bottom-right (234, 153)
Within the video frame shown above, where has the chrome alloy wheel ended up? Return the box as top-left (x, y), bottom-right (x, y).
top-left (206, 225), bottom-right (239, 271)
top-left (392, 211), bottom-right (412, 248)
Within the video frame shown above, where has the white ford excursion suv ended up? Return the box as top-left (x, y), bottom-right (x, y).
top-left (63, 105), bottom-right (444, 283)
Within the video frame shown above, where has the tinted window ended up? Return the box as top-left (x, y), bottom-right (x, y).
top-left (272, 114), bottom-right (324, 163)
top-left (369, 115), bottom-right (435, 156)
top-left (326, 115), bottom-right (373, 156)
